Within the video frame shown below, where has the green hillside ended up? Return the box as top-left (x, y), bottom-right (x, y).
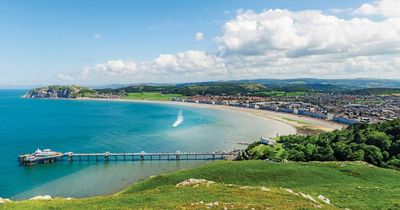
top-left (2, 161), bottom-right (400, 209)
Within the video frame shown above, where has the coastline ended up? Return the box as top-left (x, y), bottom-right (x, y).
top-left (5, 96), bottom-right (343, 201)
top-left (76, 97), bottom-right (345, 133)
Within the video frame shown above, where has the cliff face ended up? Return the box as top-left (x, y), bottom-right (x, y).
top-left (23, 86), bottom-right (94, 98)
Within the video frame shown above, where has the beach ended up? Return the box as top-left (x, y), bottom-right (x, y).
top-left (78, 97), bottom-right (345, 133)
top-left (3, 91), bottom-right (299, 198)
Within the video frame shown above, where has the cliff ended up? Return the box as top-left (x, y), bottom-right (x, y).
top-left (23, 86), bottom-right (95, 99)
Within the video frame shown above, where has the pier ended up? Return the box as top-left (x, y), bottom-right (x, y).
top-left (19, 149), bottom-right (236, 166)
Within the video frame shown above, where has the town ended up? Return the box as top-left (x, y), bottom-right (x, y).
top-left (173, 93), bottom-right (400, 125)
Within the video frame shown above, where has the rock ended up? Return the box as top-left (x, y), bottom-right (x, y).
top-left (260, 187), bottom-right (270, 192)
top-left (299, 192), bottom-right (318, 203)
top-left (0, 197), bottom-right (11, 204)
top-left (29, 195), bottom-right (52, 200)
top-left (284, 188), bottom-right (294, 194)
top-left (176, 178), bottom-right (215, 187)
top-left (318, 195), bottom-right (331, 205)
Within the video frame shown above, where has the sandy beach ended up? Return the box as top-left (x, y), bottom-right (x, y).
top-left (78, 97), bottom-right (345, 133)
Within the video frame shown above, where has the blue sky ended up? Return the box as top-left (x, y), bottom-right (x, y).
top-left (0, 0), bottom-right (399, 86)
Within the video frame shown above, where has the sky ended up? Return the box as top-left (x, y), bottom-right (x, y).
top-left (1, 0), bottom-right (400, 86)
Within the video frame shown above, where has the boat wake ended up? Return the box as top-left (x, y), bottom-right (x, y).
top-left (172, 110), bottom-right (184, 127)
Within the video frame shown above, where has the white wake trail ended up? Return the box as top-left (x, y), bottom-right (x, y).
top-left (172, 110), bottom-right (184, 127)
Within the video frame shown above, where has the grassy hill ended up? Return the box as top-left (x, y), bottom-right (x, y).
top-left (2, 161), bottom-right (400, 209)
top-left (124, 92), bottom-right (183, 101)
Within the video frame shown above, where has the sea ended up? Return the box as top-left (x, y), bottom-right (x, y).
top-left (0, 89), bottom-right (296, 199)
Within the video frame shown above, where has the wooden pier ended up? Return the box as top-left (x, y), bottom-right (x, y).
top-left (19, 151), bottom-right (236, 166)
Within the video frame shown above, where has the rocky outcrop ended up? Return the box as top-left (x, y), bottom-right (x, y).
top-left (176, 178), bottom-right (215, 187)
top-left (23, 86), bottom-right (94, 99)
top-left (0, 197), bottom-right (11, 204)
top-left (29, 195), bottom-right (52, 200)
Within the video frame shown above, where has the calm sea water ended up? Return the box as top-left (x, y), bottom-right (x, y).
top-left (0, 90), bottom-right (296, 199)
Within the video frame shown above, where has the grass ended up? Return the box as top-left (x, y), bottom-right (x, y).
top-left (124, 92), bottom-right (183, 101)
top-left (260, 91), bottom-right (306, 97)
top-left (2, 161), bottom-right (400, 209)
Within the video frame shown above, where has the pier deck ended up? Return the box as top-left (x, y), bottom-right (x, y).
top-left (19, 151), bottom-right (236, 166)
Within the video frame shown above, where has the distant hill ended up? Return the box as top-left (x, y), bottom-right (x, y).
top-left (344, 88), bottom-right (400, 95)
top-left (24, 79), bottom-right (400, 98)
top-left (23, 85), bottom-right (95, 98)
top-left (234, 78), bottom-right (400, 89)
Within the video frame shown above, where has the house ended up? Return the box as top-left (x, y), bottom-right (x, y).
top-left (260, 137), bottom-right (276, 146)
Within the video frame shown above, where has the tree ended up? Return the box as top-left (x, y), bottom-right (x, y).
top-left (304, 143), bottom-right (316, 160)
top-left (363, 145), bottom-right (384, 166)
top-left (387, 158), bottom-right (400, 168)
top-left (366, 131), bottom-right (391, 151)
top-left (354, 131), bottom-right (366, 144)
top-left (389, 140), bottom-right (400, 156)
top-left (382, 151), bottom-right (390, 161)
top-left (348, 150), bottom-right (365, 161)
top-left (288, 150), bottom-right (305, 161)
top-left (334, 142), bottom-right (352, 161)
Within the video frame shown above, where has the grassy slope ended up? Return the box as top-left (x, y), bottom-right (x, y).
top-left (124, 92), bottom-right (183, 101)
top-left (3, 161), bottom-right (400, 209)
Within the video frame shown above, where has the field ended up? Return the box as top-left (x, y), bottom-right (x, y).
top-left (124, 92), bottom-right (183, 101)
top-left (260, 91), bottom-right (306, 97)
top-left (2, 161), bottom-right (400, 209)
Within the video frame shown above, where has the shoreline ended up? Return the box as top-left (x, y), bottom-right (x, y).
top-left (76, 97), bottom-right (345, 133)
top-left (5, 96), bottom-right (345, 203)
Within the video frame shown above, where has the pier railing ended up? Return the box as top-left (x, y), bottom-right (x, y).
top-left (19, 151), bottom-right (237, 166)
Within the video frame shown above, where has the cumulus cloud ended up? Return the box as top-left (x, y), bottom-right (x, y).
top-left (195, 32), bottom-right (205, 41)
top-left (216, 9), bottom-right (400, 58)
top-left (81, 60), bottom-right (137, 80)
top-left (81, 51), bottom-right (226, 82)
top-left (78, 1), bottom-right (400, 83)
top-left (353, 0), bottom-right (400, 18)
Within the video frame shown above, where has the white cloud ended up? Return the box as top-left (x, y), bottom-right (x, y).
top-left (77, 2), bottom-right (400, 84)
top-left (216, 9), bottom-right (400, 58)
top-left (81, 51), bottom-right (226, 82)
top-left (195, 32), bottom-right (205, 41)
top-left (353, 0), bottom-right (400, 18)
top-left (82, 59), bottom-right (137, 79)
